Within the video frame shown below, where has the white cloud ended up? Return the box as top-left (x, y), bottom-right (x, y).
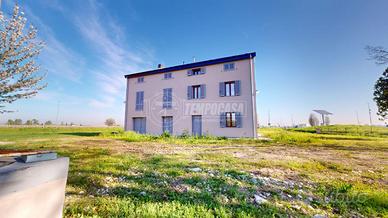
top-left (89, 95), bottom-right (116, 108)
top-left (23, 6), bottom-right (86, 82)
top-left (47, 0), bottom-right (154, 108)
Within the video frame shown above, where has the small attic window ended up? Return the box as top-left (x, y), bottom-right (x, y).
top-left (224, 63), bottom-right (235, 71)
top-left (164, 72), bottom-right (172, 79)
top-left (187, 68), bottom-right (205, 76)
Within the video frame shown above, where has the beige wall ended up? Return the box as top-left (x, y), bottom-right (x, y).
top-left (125, 58), bottom-right (257, 138)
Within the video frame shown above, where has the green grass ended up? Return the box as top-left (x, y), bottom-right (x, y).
top-left (0, 125), bottom-right (387, 217)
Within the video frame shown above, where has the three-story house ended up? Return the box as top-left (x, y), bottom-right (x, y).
top-left (124, 52), bottom-right (257, 138)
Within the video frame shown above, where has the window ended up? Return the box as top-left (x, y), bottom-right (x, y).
top-left (226, 112), bottom-right (236, 127)
top-left (137, 77), bottom-right (144, 83)
top-left (225, 81), bottom-right (236, 96)
top-left (187, 68), bottom-right (205, 76)
top-left (162, 116), bottom-right (173, 134)
top-left (220, 112), bottom-right (242, 128)
top-left (135, 91), bottom-right (144, 111)
top-left (164, 72), bottom-right (172, 79)
top-left (192, 68), bottom-right (201, 75)
top-left (188, 84), bottom-right (206, 99)
top-left (163, 88), bottom-right (172, 109)
top-left (192, 85), bottom-right (201, 99)
top-left (219, 80), bottom-right (241, 97)
top-left (224, 63), bottom-right (235, 71)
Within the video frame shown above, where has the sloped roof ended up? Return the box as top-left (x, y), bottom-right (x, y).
top-left (124, 52), bottom-right (256, 79)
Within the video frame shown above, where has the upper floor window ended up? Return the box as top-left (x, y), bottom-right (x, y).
top-left (219, 80), bottom-right (241, 97)
top-left (225, 81), bottom-right (235, 96)
top-left (163, 88), bottom-right (172, 109)
top-left (192, 85), bottom-right (201, 99)
top-left (135, 91), bottom-right (144, 111)
top-left (224, 63), bottom-right (235, 71)
top-left (137, 77), bottom-right (144, 83)
top-left (187, 67), bottom-right (206, 76)
top-left (164, 72), bottom-right (172, 79)
top-left (187, 84), bottom-right (206, 99)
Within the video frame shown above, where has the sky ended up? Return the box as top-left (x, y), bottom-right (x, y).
top-left (0, 0), bottom-right (387, 126)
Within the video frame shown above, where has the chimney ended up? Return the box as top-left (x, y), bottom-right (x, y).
top-left (157, 64), bottom-right (164, 69)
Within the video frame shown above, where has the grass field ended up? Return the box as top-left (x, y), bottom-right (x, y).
top-left (0, 125), bottom-right (387, 217)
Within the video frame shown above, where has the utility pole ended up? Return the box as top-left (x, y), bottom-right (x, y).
top-left (267, 110), bottom-right (271, 127)
top-left (355, 111), bottom-right (360, 125)
top-left (368, 103), bottom-right (373, 133)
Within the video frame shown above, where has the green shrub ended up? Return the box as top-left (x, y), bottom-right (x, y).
top-left (161, 131), bottom-right (171, 138)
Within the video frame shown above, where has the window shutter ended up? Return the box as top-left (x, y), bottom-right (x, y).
top-left (140, 92), bottom-right (144, 110)
top-left (236, 112), bottom-right (242, 128)
top-left (187, 86), bottom-right (192, 100)
top-left (187, 70), bottom-right (193, 76)
top-left (235, 80), bottom-right (241, 96)
top-left (219, 82), bottom-right (225, 97)
top-left (200, 84), bottom-right (206, 99)
top-left (163, 89), bottom-right (167, 108)
top-left (135, 92), bottom-right (139, 110)
top-left (220, 112), bottom-right (226, 128)
top-left (168, 88), bottom-right (172, 108)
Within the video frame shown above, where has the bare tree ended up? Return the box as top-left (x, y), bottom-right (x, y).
top-left (308, 114), bottom-right (319, 127)
top-left (366, 46), bottom-right (388, 65)
top-left (105, 118), bottom-right (116, 126)
top-left (0, 4), bottom-right (46, 113)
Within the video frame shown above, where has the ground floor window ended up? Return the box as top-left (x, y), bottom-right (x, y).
top-left (220, 112), bottom-right (242, 128)
top-left (226, 112), bottom-right (236, 127)
top-left (162, 116), bottom-right (173, 134)
top-left (133, 117), bottom-right (146, 134)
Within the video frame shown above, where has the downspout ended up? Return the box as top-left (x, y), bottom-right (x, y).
top-left (124, 78), bottom-right (129, 131)
top-left (249, 56), bottom-right (258, 138)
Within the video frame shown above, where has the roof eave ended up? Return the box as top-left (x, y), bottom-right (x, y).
top-left (124, 52), bottom-right (256, 79)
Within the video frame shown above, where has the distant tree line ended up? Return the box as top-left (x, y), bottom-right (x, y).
top-left (6, 119), bottom-right (52, 125)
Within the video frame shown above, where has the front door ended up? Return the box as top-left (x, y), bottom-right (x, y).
top-left (192, 115), bottom-right (202, 136)
top-left (133, 117), bottom-right (146, 134)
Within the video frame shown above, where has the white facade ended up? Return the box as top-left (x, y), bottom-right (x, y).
top-left (124, 53), bottom-right (257, 138)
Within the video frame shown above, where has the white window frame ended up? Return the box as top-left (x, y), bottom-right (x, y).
top-left (223, 63), bottom-right (235, 71)
top-left (164, 72), bottom-right (172, 79)
top-left (137, 77), bottom-right (144, 83)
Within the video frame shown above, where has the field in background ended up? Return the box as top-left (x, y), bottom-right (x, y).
top-left (0, 125), bottom-right (387, 217)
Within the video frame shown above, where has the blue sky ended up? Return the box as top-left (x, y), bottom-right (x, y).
top-left (1, 0), bottom-right (387, 126)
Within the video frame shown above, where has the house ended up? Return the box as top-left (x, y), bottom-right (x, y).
top-left (124, 52), bottom-right (257, 138)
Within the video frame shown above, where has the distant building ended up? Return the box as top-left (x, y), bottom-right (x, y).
top-left (124, 52), bottom-right (257, 138)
